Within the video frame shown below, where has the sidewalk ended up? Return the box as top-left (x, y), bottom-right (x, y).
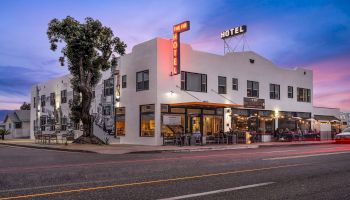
top-left (0, 139), bottom-right (334, 155)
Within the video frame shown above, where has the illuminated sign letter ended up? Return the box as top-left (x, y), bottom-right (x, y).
top-left (172, 21), bottom-right (190, 75)
top-left (220, 25), bottom-right (247, 39)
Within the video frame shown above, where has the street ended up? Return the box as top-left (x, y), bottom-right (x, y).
top-left (0, 144), bottom-right (350, 200)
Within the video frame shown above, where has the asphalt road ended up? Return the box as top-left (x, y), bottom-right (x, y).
top-left (1, 143), bottom-right (350, 200)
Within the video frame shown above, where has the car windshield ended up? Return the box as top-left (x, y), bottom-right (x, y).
top-left (342, 128), bottom-right (350, 133)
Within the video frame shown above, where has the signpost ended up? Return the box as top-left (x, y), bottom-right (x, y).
top-left (172, 21), bottom-right (190, 75)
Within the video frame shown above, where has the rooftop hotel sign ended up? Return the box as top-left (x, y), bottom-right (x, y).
top-left (221, 25), bottom-right (247, 39)
top-left (172, 21), bottom-right (190, 75)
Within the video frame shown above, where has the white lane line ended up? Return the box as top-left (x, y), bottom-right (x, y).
top-left (263, 151), bottom-right (350, 161)
top-left (157, 182), bottom-right (275, 200)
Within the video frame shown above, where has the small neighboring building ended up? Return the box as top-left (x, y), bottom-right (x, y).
top-left (0, 122), bottom-right (5, 130)
top-left (3, 110), bottom-right (30, 139)
top-left (340, 112), bottom-right (350, 129)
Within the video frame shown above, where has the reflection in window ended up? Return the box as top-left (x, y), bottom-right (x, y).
top-left (140, 105), bottom-right (155, 137)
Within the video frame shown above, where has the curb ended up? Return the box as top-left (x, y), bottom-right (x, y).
top-left (0, 141), bottom-right (335, 154)
top-left (258, 141), bottom-right (335, 148)
top-left (0, 143), bottom-right (96, 154)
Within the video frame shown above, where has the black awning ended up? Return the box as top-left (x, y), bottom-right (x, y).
top-left (314, 115), bottom-right (340, 121)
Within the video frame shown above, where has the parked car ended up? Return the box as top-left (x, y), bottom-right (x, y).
top-left (335, 127), bottom-right (350, 144)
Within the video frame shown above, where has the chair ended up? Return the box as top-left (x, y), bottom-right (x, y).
top-left (34, 130), bottom-right (43, 143)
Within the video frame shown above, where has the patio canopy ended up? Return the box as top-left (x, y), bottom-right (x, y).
top-left (314, 115), bottom-right (340, 122)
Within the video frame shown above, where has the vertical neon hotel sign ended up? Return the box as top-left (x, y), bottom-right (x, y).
top-left (172, 21), bottom-right (190, 75)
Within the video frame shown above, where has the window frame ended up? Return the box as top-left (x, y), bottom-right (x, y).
top-left (218, 76), bottom-right (227, 94)
top-left (247, 80), bottom-right (259, 98)
top-left (140, 104), bottom-right (155, 137)
top-left (269, 84), bottom-right (280, 100)
top-left (232, 78), bottom-right (238, 91)
top-left (180, 71), bottom-right (207, 93)
top-left (136, 70), bottom-right (149, 91)
top-left (104, 78), bottom-right (114, 96)
top-left (122, 75), bottom-right (127, 88)
top-left (288, 86), bottom-right (293, 98)
top-left (61, 90), bottom-right (67, 103)
top-left (297, 88), bottom-right (311, 102)
top-left (41, 95), bottom-right (46, 107)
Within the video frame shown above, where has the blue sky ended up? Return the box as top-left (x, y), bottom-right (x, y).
top-left (0, 0), bottom-right (349, 110)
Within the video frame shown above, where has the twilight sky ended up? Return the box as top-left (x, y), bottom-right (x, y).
top-left (0, 0), bottom-right (349, 111)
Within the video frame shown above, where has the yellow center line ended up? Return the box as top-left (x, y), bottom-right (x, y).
top-left (0, 163), bottom-right (306, 200)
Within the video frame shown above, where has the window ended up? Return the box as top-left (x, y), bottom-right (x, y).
top-left (15, 122), bottom-right (22, 129)
top-left (297, 88), bottom-right (311, 102)
top-left (9, 123), bottom-right (11, 129)
top-left (180, 71), bottom-right (207, 92)
top-left (40, 116), bottom-right (46, 131)
top-left (61, 90), bottom-right (67, 103)
top-left (41, 95), bottom-right (46, 107)
top-left (232, 78), bottom-right (238, 90)
top-left (50, 93), bottom-right (55, 106)
top-left (140, 104), bottom-right (155, 137)
top-left (61, 117), bottom-right (67, 131)
top-left (104, 78), bottom-right (114, 96)
top-left (122, 75), bottom-right (127, 88)
top-left (288, 86), bottom-right (293, 98)
top-left (270, 84), bottom-right (280, 100)
top-left (247, 81), bottom-right (259, 97)
top-left (218, 76), bottom-right (227, 94)
top-left (115, 107), bottom-right (125, 136)
top-left (33, 97), bottom-right (36, 108)
top-left (136, 70), bottom-right (149, 91)
top-left (103, 105), bottom-right (111, 116)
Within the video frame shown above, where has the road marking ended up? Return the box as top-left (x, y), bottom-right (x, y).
top-left (157, 182), bottom-right (275, 200)
top-left (0, 164), bottom-right (304, 200)
top-left (263, 151), bottom-right (350, 160)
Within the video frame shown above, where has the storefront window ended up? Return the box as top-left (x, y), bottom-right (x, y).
top-left (140, 104), bottom-right (155, 137)
top-left (203, 115), bottom-right (223, 136)
top-left (116, 107), bottom-right (125, 136)
top-left (161, 114), bottom-right (185, 137)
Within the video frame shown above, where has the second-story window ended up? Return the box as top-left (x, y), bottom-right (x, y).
top-left (50, 93), bottom-right (55, 106)
top-left (103, 105), bottom-right (111, 116)
top-left (61, 90), bottom-right (67, 103)
top-left (41, 95), bottom-right (46, 107)
top-left (136, 70), bottom-right (149, 91)
top-left (297, 88), bottom-right (311, 102)
top-left (218, 76), bottom-right (227, 94)
top-left (104, 78), bottom-right (114, 96)
top-left (232, 78), bottom-right (238, 90)
top-left (270, 84), bottom-right (280, 100)
top-left (181, 71), bottom-right (207, 92)
top-left (247, 81), bottom-right (259, 98)
top-left (288, 86), bottom-right (293, 98)
top-left (122, 75), bottom-right (127, 88)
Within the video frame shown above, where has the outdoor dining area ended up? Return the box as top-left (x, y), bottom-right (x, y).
top-left (34, 129), bottom-right (75, 144)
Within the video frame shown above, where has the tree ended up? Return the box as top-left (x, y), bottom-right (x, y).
top-left (47, 16), bottom-right (126, 140)
top-left (20, 102), bottom-right (31, 110)
top-left (0, 129), bottom-right (10, 140)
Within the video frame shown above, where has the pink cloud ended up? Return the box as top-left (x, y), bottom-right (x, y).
top-left (307, 54), bottom-right (350, 111)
